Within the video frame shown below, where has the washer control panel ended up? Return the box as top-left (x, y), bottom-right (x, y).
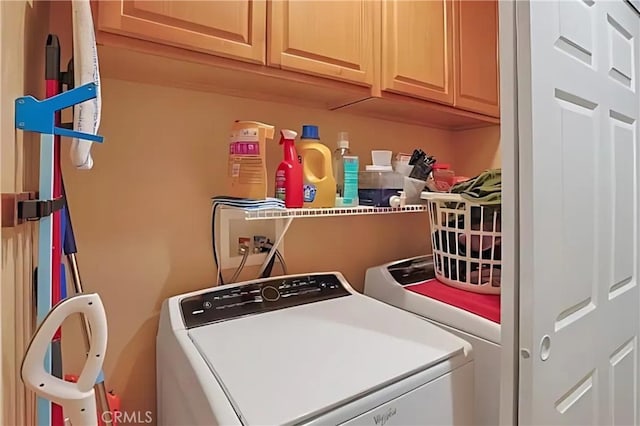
top-left (180, 274), bottom-right (350, 329)
top-left (387, 255), bottom-right (436, 285)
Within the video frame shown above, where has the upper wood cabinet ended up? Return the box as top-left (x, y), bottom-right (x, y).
top-left (453, 0), bottom-right (500, 117)
top-left (268, 1), bottom-right (375, 87)
top-left (379, 0), bottom-right (499, 117)
top-left (381, 0), bottom-right (454, 105)
top-left (97, 0), bottom-right (267, 64)
top-left (92, 0), bottom-right (500, 128)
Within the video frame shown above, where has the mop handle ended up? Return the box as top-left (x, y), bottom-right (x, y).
top-left (61, 177), bottom-right (113, 426)
top-left (58, 45), bottom-right (112, 420)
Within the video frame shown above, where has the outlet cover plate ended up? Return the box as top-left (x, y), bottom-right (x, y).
top-left (218, 208), bottom-right (285, 270)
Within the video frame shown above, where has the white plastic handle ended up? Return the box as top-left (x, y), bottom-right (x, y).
top-left (21, 293), bottom-right (107, 426)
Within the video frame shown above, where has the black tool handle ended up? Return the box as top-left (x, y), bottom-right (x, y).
top-left (61, 176), bottom-right (77, 255)
top-left (45, 34), bottom-right (60, 81)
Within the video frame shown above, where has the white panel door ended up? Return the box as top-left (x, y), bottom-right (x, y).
top-left (518, 0), bottom-right (640, 425)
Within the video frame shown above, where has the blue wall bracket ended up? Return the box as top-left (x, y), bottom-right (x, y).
top-left (15, 82), bottom-right (104, 142)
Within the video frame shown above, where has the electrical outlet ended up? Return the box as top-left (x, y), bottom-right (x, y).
top-left (238, 237), bottom-right (251, 255)
top-left (218, 208), bottom-right (286, 270)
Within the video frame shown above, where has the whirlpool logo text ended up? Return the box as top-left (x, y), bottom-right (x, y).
top-left (373, 407), bottom-right (397, 426)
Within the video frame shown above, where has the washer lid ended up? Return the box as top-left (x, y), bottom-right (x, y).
top-left (406, 279), bottom-right (501, 324)
top-left (188, 294), bottom-right (470, 426)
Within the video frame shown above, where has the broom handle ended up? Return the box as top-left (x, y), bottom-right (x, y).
top-left (62, 179), bottom-right (113, 426)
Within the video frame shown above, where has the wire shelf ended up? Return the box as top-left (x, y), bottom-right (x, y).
top-left (243, 204), bottom-right (428, 220)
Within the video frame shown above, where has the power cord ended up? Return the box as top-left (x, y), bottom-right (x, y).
top-left (259, 239), bottom-right (288, 278)
top-left (274, 250), bottom-right (288, 275)
top-left (230, 245), bottom-right (251, 283)
top-left (211, 203), bottom-right (225, 285)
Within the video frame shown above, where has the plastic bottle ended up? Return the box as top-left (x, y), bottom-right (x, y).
top-left (333, 131), bottom-right (350, 199)
top-left (275, 129), bottom-right (303, 208)
top-left (342, 156), bottom-right (359, 207)
top-left (432, 163), bottom-right (456, 191)
top-left (227, 120), bottom-right (275, 199)
top-left (333, 132), bottom-right (358, 207)
top-left (297, 125), bottom-right (336, 208)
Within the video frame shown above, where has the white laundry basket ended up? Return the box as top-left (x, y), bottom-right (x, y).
top-left (422, 192), bottom-right (502, 294)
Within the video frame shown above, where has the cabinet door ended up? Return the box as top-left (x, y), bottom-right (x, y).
top-left (97, 1), bottom-right (266, 64)
top-left (382, 0), bottom-right (454, 105)
top-left (453, 0), bottom-right (500, 117)
top-left (268, 1), bottom-right (375, 86)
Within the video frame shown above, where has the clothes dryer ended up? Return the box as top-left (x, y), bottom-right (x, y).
top-left (364, 255), bottom-right (500, 426)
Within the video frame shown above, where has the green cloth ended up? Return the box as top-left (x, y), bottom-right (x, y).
top-left (450, 168), bottom-right (502, 205)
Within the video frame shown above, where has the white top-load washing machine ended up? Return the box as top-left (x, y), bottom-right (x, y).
top-left (364, 256), bottom-right (500, 426)
top-left (157, 272), bottom-right (474, 426)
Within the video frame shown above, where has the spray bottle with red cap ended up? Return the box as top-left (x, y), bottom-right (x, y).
top-left (275, 129), bottom-right (304, 207)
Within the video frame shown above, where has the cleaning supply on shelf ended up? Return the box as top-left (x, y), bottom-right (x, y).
top-left (365, 149), bottom-right (393, 172)
top-left (358, 170), bottom-right (404, 207)
top-left (432, 163), bottom-right (456, 191)
top-left (275, 129), bottom-right (304, 208)
top-left (403, 176), bottom-right (427, 204)
top-left (298, 125), bottom-right (336, 208)
top-left (333, 132), bottom-right (358, 207)
top-left (371, 150), bottom-right (392, 167)
top-left (343, 155), bottom-right (359, 206)
top-left (393, 152), bottom-right (413, 177)
top-left (227, 120), bottom-right (275, 199)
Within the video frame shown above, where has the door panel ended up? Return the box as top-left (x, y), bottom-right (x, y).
top-left (382, 0), bottom-right (454, 104)
top-left (97, 1), bottom-right (266, 64)
top-left (268, 0), bottom-right (375, 86)
top-left (609, 337), bottom-right (637, 426)
top-left (518, 0), bottom-right (640, 424)
top-left (130, 1), bottom-right (248, 36)
top-left (453, 0), bottom-right (499, 117)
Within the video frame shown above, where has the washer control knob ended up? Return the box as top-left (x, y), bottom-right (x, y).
top-left (261, 286), bottom-right (280, 302)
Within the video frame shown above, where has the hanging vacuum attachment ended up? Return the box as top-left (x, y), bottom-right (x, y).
top-left (21, 293), bottom-right (107, 426)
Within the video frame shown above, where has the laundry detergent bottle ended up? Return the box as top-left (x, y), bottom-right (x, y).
top-left (275, 129), bottom-right (304, 208)
top-left (298, 125), bottom-right (336, 208)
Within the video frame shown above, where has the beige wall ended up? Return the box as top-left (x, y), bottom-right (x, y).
top-left (58, 76), bottom-right (477, 422)
top-left (1, 1), bottom-right (49, 425)
top-left (451, 125), bottom-right (501, 177)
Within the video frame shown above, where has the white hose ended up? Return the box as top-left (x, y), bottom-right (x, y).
top-left (71, 0), bottom-right (101, 170)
